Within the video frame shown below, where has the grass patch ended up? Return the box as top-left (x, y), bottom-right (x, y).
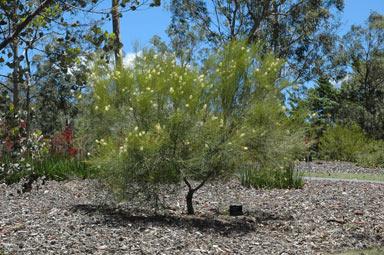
top-left (1, 155), bottom-right (99, 184)
top-left (33, 156), bottom-right (98, 181)
top-left (331, 247), bottom-right (384, 254)
top-left (302, 172), bottom-right (384, 182)
top-left (239, 163), bottom-right (304, 189)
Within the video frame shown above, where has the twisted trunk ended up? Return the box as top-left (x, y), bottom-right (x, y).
top-left (183, 177), bottom-right (207, 215)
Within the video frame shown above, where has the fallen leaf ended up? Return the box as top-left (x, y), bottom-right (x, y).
top-left (96, 245), bottom-right (108, 250)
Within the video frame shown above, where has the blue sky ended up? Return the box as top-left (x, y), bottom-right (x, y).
top-left (96, 0), bottom-right (384, 59)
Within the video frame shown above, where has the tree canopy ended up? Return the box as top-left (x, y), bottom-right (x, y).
top-left (167, 0), bottom-right (344, 82)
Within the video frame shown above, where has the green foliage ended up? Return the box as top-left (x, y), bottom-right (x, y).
top-left (333, 12), bottom-right (384, 139)
top-left (305, 77), bottom-right (341, 138)
top-left (318, 124), bottom-right (367, 162)
top-left (32, 156), bottom-right (95, 181)
top-left (239, 163), bottom-right (304, 189)
top-left (83, 40), bottom-right (307, 213)
top-left (356, 139), bottom-right (384, 168)
top-left (0, 106), bottom-right (90, 184)
top-left (1, 155), bottom-right (94, 184)
top-left (167, 0), bottom-right (344, 81)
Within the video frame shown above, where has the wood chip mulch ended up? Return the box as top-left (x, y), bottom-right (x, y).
top-left (1, 161), bottom-right (384, 254)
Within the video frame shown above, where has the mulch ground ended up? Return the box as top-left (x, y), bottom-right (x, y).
top-left (1, 161), bottom-right (384, 254)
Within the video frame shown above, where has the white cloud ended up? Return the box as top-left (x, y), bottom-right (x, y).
top-left (123, 51), bottom-right (142, 68)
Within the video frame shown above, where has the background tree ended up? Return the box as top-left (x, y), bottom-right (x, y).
top-left (167, 0), bottom-right (344, 82)
top-left (0, 0), bottom-right (125, 135)
top-left (332, 12), bottom-right (384, 139)
top-left (305, 77), bottom-right (341, 137)
top-left (0, 1), bottom-right (96, 129)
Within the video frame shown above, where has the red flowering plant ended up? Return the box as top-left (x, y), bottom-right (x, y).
top-left (50, 126), bottom-right (80, 158)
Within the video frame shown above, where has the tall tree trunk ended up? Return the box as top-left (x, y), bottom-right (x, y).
top-left (11, 41), bottom-right (19, 110)
top-left (111, 0), bottom-right (123, 69)
top-left (272, 1), bottom-right (279, 55)
top-left (25, 72), bottom-right (31, 132)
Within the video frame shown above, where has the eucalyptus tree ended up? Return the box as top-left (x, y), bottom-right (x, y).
top-left (109, 0), bottom-right (161, 68)
top-left (335, 12), bottom-right (384, 139)
top-left (167, 0), bottom-right (344, 82)
top-left (0, 0), bottom-right (102, 125)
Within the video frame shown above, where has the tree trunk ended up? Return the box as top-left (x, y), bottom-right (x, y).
top-left (186, 188), bottom-right (195, 215)
top-left (183, 177), bottom-right (207, 215)
top-left (111, 0), bottom-right (123, 69)
top-left (25, 72), bottom-right (31, 132)
top-left (11, 41), bottom-right (19, 110)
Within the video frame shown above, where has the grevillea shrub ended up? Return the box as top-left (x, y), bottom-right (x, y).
top-left (82, 40), bottom-right (307, 214)
top-left (50, 126), bottom-right (79, 158)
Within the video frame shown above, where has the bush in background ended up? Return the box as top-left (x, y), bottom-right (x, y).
top-left (356, 139), bottom-right (384, 168)
top-left (0, 107), bottom-right (93, 185)
top-left (318, 123), bottom-right (367, 162)
top-left (318, 123), bottom-right (384, 168)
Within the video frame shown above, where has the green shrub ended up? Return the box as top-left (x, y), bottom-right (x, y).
top-left (318, 123), bottom-right (367, 162)
top-left (356, 139), bottom-right (384, 168)
top-left (0, 155), bottom-right (31, 184)
top-left (82, 40), bottom-right (307, 214)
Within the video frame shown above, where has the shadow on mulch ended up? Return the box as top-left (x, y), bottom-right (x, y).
top-left (70, 204), bottom-right (293, 237)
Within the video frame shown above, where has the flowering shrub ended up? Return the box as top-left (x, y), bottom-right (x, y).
top-left (0, 109), bottom-right (51, 183)
top-left (50, 126), bottom-right (79, 158)
top-left (84, 40), bottom-right (307, 214)
top-left (0, 105), bottom-right (81, 184)
top-left (0, 111), bottom-right (50, 160)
